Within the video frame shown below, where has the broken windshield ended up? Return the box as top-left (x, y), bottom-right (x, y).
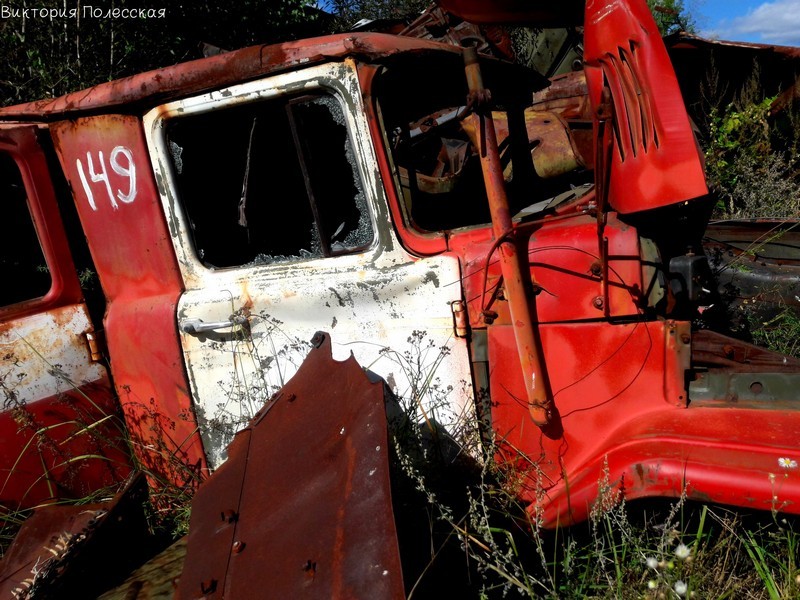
top-left (374, 52), bottom-right (593, 232)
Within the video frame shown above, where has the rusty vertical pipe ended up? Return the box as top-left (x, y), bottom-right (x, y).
top-left (463, 47), bottom-right (552, 426)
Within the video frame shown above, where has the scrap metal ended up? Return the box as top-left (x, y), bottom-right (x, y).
top-left (176, 333), bottom-right (404, 599)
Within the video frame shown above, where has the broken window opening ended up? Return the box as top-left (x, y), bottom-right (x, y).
top-left (375, 55), bottom-right (593, 233)
top-left (0, 153), bottom-right (51, 307)
top-left (166, 91), bottom-right (373, 269)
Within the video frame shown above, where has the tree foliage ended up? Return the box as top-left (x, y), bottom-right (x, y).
top-left (647, 0), bottom-right (696, 36)
top-left (328, 0), bottom-right (429, 28)
top-left (0, 0), bottom-right (323, 106)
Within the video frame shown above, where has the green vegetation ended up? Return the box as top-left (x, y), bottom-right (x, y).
top-left (327, 0), bottom-right (429, 27)
top-left (0, 0), bottom-right (324, 107)
top-left (392, 417), bottom-right (800, 599)
top-left (647, 0), bottom-right (696, 35)
top-left (701, 68), bottom-right (800, 219)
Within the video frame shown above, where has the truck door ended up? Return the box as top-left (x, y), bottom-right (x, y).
top-left (144, 60), bottom-right (476, 467)
top-left (0, 125), bottom-right (128, 508)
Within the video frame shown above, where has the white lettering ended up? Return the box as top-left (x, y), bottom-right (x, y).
top-left (110, 146), bottom-right (137, 204)
top-left (76, 157), bottom-right (97, 211)
top-left (87, 151), bottom-right (118, 209)
top-left (76, 147), bottom-right (137, 211)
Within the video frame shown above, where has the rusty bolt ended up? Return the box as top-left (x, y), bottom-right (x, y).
top-left (592, 296), bottom-right (604, 310)
top-left (482, 310), bottom-right (498, 325)
top-left (750, 381), bottom-right (763, 394)
top-left (310, 332), bottom-right (326, 348)
top-left (232, 541), bottom-right (246, 554)
top-left (220, 509), bottom-right (238, 524)
top-left (680, 334), bottom-right (691, 344)
top-left (200, 579), bottom-right (217, 594)
top-left (589, 261), bottom-right (603, 277)
top-left (303, 560), bottom-right (317, 578)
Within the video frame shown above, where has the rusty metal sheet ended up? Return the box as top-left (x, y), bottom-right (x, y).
top-left (0, 474), bottom-right (150, 599)
top-left (691, 329), bottom-right (800, 371)
top-left (0, 34), bottom-right (464, 121)
top-left (400, 6), bottom-right (516, 61)
top-left (177, 332), bottom-right (404, 599)
top-left (704, 219), bottom-right (800, 312)
top-left (462, 109), bottom-right (583, 179)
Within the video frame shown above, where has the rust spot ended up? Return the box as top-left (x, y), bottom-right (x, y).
top-left (634, 463), bottom-right (645, 485)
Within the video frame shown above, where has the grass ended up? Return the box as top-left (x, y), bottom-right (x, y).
top-left (390, 426), bottom-right (800, 599)
top-left (2, 329), bottom-right (799, 598)
top-left (748, 308), bottom-right (800, 359)
top-left (0, 335), bottom-right (204, 562)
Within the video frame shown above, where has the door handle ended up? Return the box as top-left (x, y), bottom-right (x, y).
top-left (180, 317), bottom-right (239, 334)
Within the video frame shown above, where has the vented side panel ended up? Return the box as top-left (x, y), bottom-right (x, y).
top-left (584, 0), bottom-right (707, 213)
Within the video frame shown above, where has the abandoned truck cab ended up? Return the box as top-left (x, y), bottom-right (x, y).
top-left (1, 0), bottom-right (799, 529)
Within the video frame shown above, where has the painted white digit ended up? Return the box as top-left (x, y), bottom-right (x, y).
top-left (76, 157), bottom-right (97, 211)
top-left (110, 146), bottom-right (137, 204)
top-left (86, 151), bottom-right (118, 210)
top-left (76, 147), bottom-right (138, 210)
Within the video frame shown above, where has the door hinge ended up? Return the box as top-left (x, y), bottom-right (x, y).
top-left (450, 300), bottom-right (469, 338)
top-left (84, 331), bottom-right (104, 362)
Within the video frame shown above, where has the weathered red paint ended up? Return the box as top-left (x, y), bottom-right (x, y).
top-left (0, 127), bottom-right (82, 319)
top-left (0, 379), bottom-right (130, 509)
top-left (487, 320), bottom-right (800, 525)
top-left (0, 126), bottom-right (131, 509)
top-left (450, 211), bottom-right (645, 329)
top-left (0, 0), bottom-right (795, 540)
top-left (584, 0), bottom-right (708, 213)
top-left (0, 34), bottom-right (464, 122)
top-left (50, 116), bottom-right (207, 485)
top-left (463, 45), bottom-right (552, 425)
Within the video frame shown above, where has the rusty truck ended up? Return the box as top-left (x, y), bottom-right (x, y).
top-left (0, 0), bottom-right (798, 591)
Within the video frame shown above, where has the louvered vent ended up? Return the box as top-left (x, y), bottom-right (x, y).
top-left (601, 41), bottom-right (660, 162)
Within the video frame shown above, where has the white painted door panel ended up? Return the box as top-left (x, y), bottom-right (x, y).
top-left (145, 61), bottom-right (475, 467)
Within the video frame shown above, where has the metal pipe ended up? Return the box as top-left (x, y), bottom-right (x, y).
top-left (463, 46), bottom-right (552, 426)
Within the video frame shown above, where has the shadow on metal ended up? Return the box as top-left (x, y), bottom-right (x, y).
top-left (176, 331), bottom-right (404, 599)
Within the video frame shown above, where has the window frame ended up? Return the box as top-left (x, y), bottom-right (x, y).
top-left (144, 61), bottom-right (384, 287)
top-left (0, 128), bottom-right (82, 319)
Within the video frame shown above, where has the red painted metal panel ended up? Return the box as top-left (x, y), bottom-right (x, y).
top-left (358, 64), bottom-right (449, 257)
top-left (584, 0), bottom-right (708, 213)
top-left (0, 474), bottom-right (149, 599)
top-left (0, 125), bottom-right (132, 509)
top-left (0, 379), bottom-right (130, 509)
top-left (450, 212), bottom-right (644, 328)
top-left (50, 116), bottom-right (207, 486)
top-left (488, 321), bottom-right (800, 526)
top-left (0, 127), bottom-right (82, 320)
